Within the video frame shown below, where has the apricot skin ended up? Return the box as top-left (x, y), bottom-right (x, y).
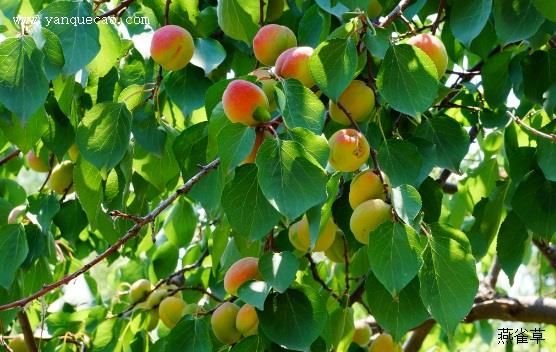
top-left (242, 130), bottom-right (266, 164)
top-left (250, 69), bottom-right (278, 112)
top-left (329, 80), bottom-right (375, 125)
top-left (369, 333), bottom-right (399, 352)
top-left (407, 33), bottom-right (448, 77)
top-left (222, 80), bottom-right (270, 126)
top-left (68, 143), bottom-right (79, 162)
top-left (253, 24), bottom-right (297, 66)
top-left (328, 129), bottom-right (370, 172)
top-left (288, 215), bottom-right (337, 252)
top-left (49, 160), bottom-right (74, 194)
top-left (129, 279), bottom-right (152, 303)
top-left (224, 257), bottom-right (259, 296)
top-left (150, 25), bottom-right (194, 71)
top-left (349, 170), bottom-right (388, 208)
top-left (236, 304), bottom-right (258, 336)
top-left (350, 199), bottom-right (392, 244)
top-left (211, 302), bottom-right (242, 345)
top-left (159, 296), bottom-right (186, 328)
top-left (275, 46), bottom-right (315, 88)
top-left (26, 151), bottom-right (49, 172)
top-left (147, 309), bottom-right (159, 331)
top-left (352, 321), bottom-right (371, 346)
top-left (324, 230), bottom-right (346, 263)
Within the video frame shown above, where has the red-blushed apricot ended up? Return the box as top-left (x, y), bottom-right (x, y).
top-left (324, 230), bottom-right (346, 263)
top-left (367, 0), bottom-right (383, 18)
top-left (150, 25), bottom-right (194, 71)
top-left (26, 151), bottom-right (49, 172)
top-left (288, 215), bottom-right (337, 252)
top-left (129, 279), bottom-right (152, 303)
top-left (407, 33), bottom-right (448, 77)
top-left (7, 204), bottom-right (26, 225)
top-left (224, 257), bottom-right (260, 295)
top-left (349, 170), bottom-right (389, 208)
top-left (68, 143), bottom-right (79, 162)
top-left (253, 24), bottom-right (297, 66)
top-left (352, 320), bottom-right (372, 346)
top-left (222, 80), bottom-right (271, 126)
top-left (236, 304), bottom-right (258, 336)
top-left (242, 129), bottom-right (266, 164)
top-left (49, 160), bottom-right (74, 194)
top-left (368, 333), bottom-right (400, 352)
top-left (211, 302), bottom-right (242, 344)
top-left (350, 199), bottom-right (392, 244)
top-left (266, 0), bottom-right (284, 21)
top-left (159, 296), bottom-right (187, 328)
top-left (8, 334), bottom-right (27, 352)
top-left (328, 129), bottom-right (370, 172)
top-left (329, 80), bottom-right (375, 125)
top-left (275, 46), bottom-right (315, 88)
top-left (250, 69), bottom-right (278, 111)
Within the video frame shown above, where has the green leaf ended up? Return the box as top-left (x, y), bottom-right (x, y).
top-left (493, 0), bottom-right (545, 44)
top-left (533, 0), bottom-right (556, 20)
top-left (238, 281), bottom-right (271, 310)
top-left (497, 212), bottom-right (529, 284)
top-left (53, 200), bottom-right (87, 244)
top-left (366, 274), bottom-right (429, 341)
top-left (118, 85), bottom-right (146, 112)
top-left (321, 306), bottom-right (354, 351)
top-left (256, 139), bottom-right (327, 219)
top-left (216, 0), bottom-right (259, 44)
top-left (298, 5), bottom-right (331, 48)
top-left (166, 66), bottom-right (212, 116)
top-left (150, 241), bottom-right (179, 280)
top-left (368, 222), bottom-right (422, 296)
top-left (76, 102), bottom-right (132, 172)
top-left (309, 39), bottom-right (358, 101)
top-left (449, 0), bottom-right (492, 46)
top-left (74, 157), bottom-right (104, 229)
top-left (419, 224), bottom-right (478, 336)
top-left (133, 133), bottom-right (180, 191)
top-left (131, 105), bottom-right (166, 156)
top-left (87, 23), bottom-right (122, 77)
top-left (27, 193), bottom-right (59, 234)
top-left (0, 108), bottom-right (49, 153)
top-left (217, 123), bottom-right (256, 171)
top-left (512, 169), bottom-right (556, 238)
top-left (260, 287), bottom-right (328, 350)
top-left (415, 116), bottom-right (470, 172)
top-left (537, 121), bottom-right (556, 181)
top-left (482, 51), bottom-right (512, 107)
top-left (160, 317), bottom-right (212, 352)
top-left (0, 224), bottom-right (28, 289)
top-left (521, 49), bottom-right (556, 105)
top-left (222, 165), bottom-right (281, 241)
top-left (286, 127), bottom-right (329, 169)
top-left (376, 44), bottom-right (439, 117)
top-left (278, 79), bottom-right (326, 134)
top-left (0, 36), bottom-right (48, 120)
top-left (38, 28), bottom-right (65, 80)
top-left (164, 198), bottom-right (197, 248)
top-left (40, 1), bottom-right (100, 74)
top-left (391, 184), bottom-right (422, 225)
top-left (377, 139), bottom-right (423, 187)
top-left (191, 38), bottom-right (226, 75)
top-left (364, 27), bottom-right (391, 60)
top-left (230, 336), bottom-right (267, 352)
top-left (314, 0), bottom-right (368, 18)
top-left (259, 251), bottom-right (299, 293)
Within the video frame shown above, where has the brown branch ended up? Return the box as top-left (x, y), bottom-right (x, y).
top-left (430, 0), bottom-right (445, 35)
top-left (378, 0), bottom-right (412, 28)
top-left (95, 0), bottom-right (135, 20)
top-left (305, 254), bottom-right (340, 300)
top-left (335, 102), bottom-right (361, 132)
top-left (508, 111), bottom-right (556, 142)
top-left (163, 0), bottom-right (171, 25)
top-left (17, 311), bottom-right (37, 352)
top-left (533, 239), bottom-right (556, 271)
top-left (259, 0), bottom-right (265, 27)
top-left (0, 149), bottom-right (20, 167)
top-left (0, 159), bottom-right (220, 312)
top-left (403, 320), bottom-right (435, 352)
top-left (108, 210), bottom-right (143, 224)
top-left (38, 153), bottom-right (55, 192)
top-left (348, 275), bottom-right (367, 305)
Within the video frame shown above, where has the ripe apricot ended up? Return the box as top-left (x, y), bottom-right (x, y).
top-left (328, 129), bottom-right (370, 172)
top-left (367, 0), bottom-right (383, 18)
top-left (329, 80), bottom-right (375, 125)
top-left (49, 160), bottom-right (74, 194)
top-left (288, 215), bottom-right (337, 252)
top-left (253, 24), bottom-right (297, 66)
top-left (324, 230), bottom-right (346, 263)
top-left (224, 257), bottom-right (260, 296)
top-left (8, 335), bottom-right (27, 352)
top-left (349, 170), bottom-right (388, 208)
top-left (250, 68), bottom-right (278, 111)
top-left (236, 304), bottom-right (258, 336)
top-left (26, 151), bottom-right (49, 172)
top-left (275, 46), bottom-right (315, 88)
top-left (350, 199), bottom-right (392, 244)
top-left (407, 33), bottom-right (448, 77)
top-left (222, 80), bottom-right (271, 126)
top-left (159, 296), bottom-right (187, 328)
top-left (369, 333), bottom-right (399, 352)
top-left (150, 25), bottom-right (194, 71)
top-left (211, 302), bottom-right (242, 344)
top-left (129, 279), bottom-right (152, 303)
top-left (352, 320), bottom-right (372, 346)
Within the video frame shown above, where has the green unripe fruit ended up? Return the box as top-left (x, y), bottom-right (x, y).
top-left (68, 143), bottom-right (79, 162)
top-left (129, 279), bottom-right (152, 303)
top-left (350, 199), bottom-right (392, 244)
top-left (211, 302), bottom-right (242, 345)
top-left (159, 296), bottom-right (187, 328)
top-left (324, 230), bottom-right (346, 263)
top-left (147, 309), bottom-right (159, 331)
top-left (49, 160), bottom-right (74, 194)
top-left (8, 335), bottom-right (28, 352)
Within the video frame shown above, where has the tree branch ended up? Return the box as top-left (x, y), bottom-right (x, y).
top-left (403, 320), bottom-right (435, 352)
top-left (430, 0), bottom-right (445, 35)
top-left (533, 239), bottom-right (556, 272)
top-left (17, 311), bottom-right (37, 352)
top-left (95, 0), bottom-right (135, 20)
top-left (0, 159), bottom-right (220, 312)
top-left (378, 0), bottom-right (412, 28)
top-left (508, 111), bottom-right (556, 142)
top-left (305, 254), bottom-right (340, 300)
top-left (0, 149), bottom-right (20, 167)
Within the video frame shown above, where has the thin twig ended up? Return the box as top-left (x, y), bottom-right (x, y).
top-left (17, 311), bottom-right (38, 352)
top-left (430, 0), bottom-right (445, 35)
top-left (95, 0), bottom-right (135, 20)
top-left (163, 0), bottom-right (171, 25)
top-left (377, 0), bottom-right (412, 28)
top-left (342, 235), bottom-right (350, 295)
top-left (305, 254), bottom-right (340, 300)
top-left (108, 210), bottom-right (143, 224)
top-left (0, 159), bottom-right (220, 312)
top-left (39, 154), bottom-right (55, 192)
top-left (508, 111), bottom-right (556, 142)
top-left (533, 239), bottom-right (556, 272)
top-left (335, 102), bottom-right (361, 132)
top-left (259, 0), bottom-right (265, 27)
top-left (0, 149), bottom-right (20, 167)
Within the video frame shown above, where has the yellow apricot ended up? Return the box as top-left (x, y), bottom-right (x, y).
top-left (129, 279), bottom-right (152, 303)
top-left (369, 333), bottom-right (398, 352)
top-left (288, 215), bottom-right (337, 252)
top-left (329, 80), bottom-right (375, 125)
top-left (328, 129), bottom-right (370, 172)
top-left (211, 302), bottom-right (242, 345)
top-left (159, 296), bottom-right (187, 328)
top-left (352, 320), bottom-right (372, 346)
top-left (68, 143), bottom-right (79, 162)
top-left (350, 199), bottom-right (392, 244)
top-left (349, 170), bottom-right (389, 208)
top-left (224, 257), bottom-right (260, 296)
top-left (407, 33), bottom-right (448, 77)
top-left (150, 25), bottom-right (194, 71)
top-left (236, 304), bottom-right (258, 336)
top-left (49, 160), bottom-right (74, 194)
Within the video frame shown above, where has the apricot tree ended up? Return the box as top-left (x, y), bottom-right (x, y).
top-left (0, 0), bottom-right (556, 351)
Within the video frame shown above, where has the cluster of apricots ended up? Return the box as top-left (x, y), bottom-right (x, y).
top-left (25, 144), bottom-right (79, 195)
